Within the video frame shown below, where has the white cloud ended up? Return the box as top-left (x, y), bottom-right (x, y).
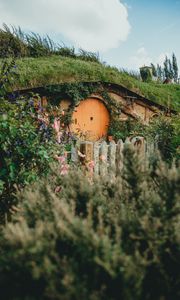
top-left (0, 0), bottom-right (131, 52)
top-left (128, 47), bottom-right (152, 70)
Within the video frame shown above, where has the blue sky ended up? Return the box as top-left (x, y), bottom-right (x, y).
top-left (0, 0), bottom-right (179, 71)
top-left (104, 0), bottom-right (180, 70)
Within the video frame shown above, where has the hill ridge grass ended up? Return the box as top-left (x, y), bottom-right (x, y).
top-left (11, 55), bottom-right (180, 111)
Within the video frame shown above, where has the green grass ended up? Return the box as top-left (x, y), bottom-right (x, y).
top-left (12, 55), bottom-right (180, 111)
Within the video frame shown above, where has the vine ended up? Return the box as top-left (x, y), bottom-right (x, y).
top-left (44, 82), bottom-right (123, 127)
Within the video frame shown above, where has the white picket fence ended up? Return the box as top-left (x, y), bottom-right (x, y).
top-left (74, 136), bottom-right (154, 176)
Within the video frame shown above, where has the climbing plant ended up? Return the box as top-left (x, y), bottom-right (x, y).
top-left (44, 82), bottom-right (123, 127)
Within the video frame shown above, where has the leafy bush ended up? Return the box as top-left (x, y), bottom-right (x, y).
top-left (0, 57), bottom-right (62, 218)
top-left (0, 98), bottom-right (57, 217)
top-left (0, 58), bottom-right (19, 96)
top-left (140, 67), bottom-right (152, 82)
top-left (0, 24), bottom-right (28, 58)
top-left (0, 147), bottom-right (179, 300)
top-left (108, 118), bottom-right (145, 141)
top-left (147, 116), bottom-right (180, 161)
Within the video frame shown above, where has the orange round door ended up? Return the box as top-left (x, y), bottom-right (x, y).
top-left (71, 98), bottom-right (110, 141)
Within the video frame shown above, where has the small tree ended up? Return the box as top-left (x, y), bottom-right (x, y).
top-left (168, 59), bottom-right (174, 80)
top-left (164, 56), bottom-right (170, 80)
top-left (172, 53), bottom-right (178, 83)
top-left (156, 64), bottom-right (164, 81)
top-left (151, 63), bottom-right (157, 77)
top-left (140, 67), bottom-right (152, 82)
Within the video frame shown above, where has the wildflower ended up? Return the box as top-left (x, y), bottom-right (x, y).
top-left (60, 164), bottom-right (69, 175)
top-left (29, 99), bottom-right (34, 106)
top-left (100, 155), bottom-right (106, 161)
top-left (55, 155), bottom-right (66, 163)
top-left (54, 186), bottom-right (62, 193)
top-left (88, 160), bottom-right (95, 169)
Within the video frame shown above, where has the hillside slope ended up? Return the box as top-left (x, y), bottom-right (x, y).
top-left (12, 56), bottom-right (180, 111)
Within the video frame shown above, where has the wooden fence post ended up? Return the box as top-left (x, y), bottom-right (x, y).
top-left (70, 136), bottom-right (149, 178)
top-left (94, 142), bottom-right (100, 175)
top-left (100, 141), bottom-right (108, 177)
top-left (125, 137), bottom-right (131, 144)
top-left (131, 136), bottom-right (146, 157)
top-left (116, 139), bottom-right (124, 174)
top-left (108, 141), bottom-right (116, 177)
top-left (80, 141), bottom-right (94, 162)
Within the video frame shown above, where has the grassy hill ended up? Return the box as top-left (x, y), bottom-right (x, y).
top-left (11, 55), bottom-right (180, 111)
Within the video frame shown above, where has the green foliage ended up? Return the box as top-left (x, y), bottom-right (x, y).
top-left (0, 57), bottom-right (56, 217)
top-left (1, 25), bottom-right (180, 111)
top-left (151, 63), bottom-right (157, 77)
top-left (0, 24), bottom-right (101, 64)
top-left (0, 151), bottom-right (179, 300)
top-left (140, 67), bottom-right (152, 82)
top-left (164, 56), bottom-right (171, 80)
top-left (107, 116), bottom-right (180, 162)
top-left (108, 118), bottom-right (145, 141)
top-left (156, 64), bottom-right (164, 81)
top-left (147, 116), bottom-right (180, 161)
top-left (120, 68), bottom-right (141, 80)
top-left (0, 58), bottom-right (18, 96)
top-left (57, 45), bottom-right (76, 58)
top-left (152, 53), bottom-right (179, 82)
top-left (26, 32), bottom-right (56, 57)
top-left (0, 24), bottom-right (28, 58)
top-left (172, 53), bottom-right (179, 83)
top-left (46, 82), bottom-right (121, 127)
top-left (0, 98), bottom-right (57, 217)
top-left (9, 55), bottom-right (180, 111)
top-left (78, 48), bottom-right (100, 63)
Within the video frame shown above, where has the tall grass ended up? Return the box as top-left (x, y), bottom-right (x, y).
top-left (0, 24), bottom-right (101, 63)
top-left (8, 55), bottom-right (180, 111)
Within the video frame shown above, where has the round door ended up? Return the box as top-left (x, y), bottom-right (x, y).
top-left (71, 98), bottom-right (110, 141)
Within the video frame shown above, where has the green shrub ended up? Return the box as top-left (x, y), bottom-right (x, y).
top-left (140, 67), bottom-right (152, 83)
top-left (0, 24), bottom-right (28, 58)
top-left (0, 97), bottom-right (58, 218)
top-left (0, 58), bottom-right (62, 218)
top-left (147, 116), bottom-right (180, 161)
top-left (0, 148), bottom-right (179, 300)
top-left (108, 118), bottom-right (145, 141)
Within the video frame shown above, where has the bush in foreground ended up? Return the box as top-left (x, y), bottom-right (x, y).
top-left (0, 148), bottom-right (179, 300)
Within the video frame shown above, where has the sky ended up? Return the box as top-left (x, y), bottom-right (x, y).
top-left (0, 0), bottom-right (180, 71)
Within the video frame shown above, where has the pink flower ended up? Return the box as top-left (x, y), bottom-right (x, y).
top-left (100, 155), bottom-right (106, 161)
top-left (55, 155), bottom-right (66, 163)
top-left (88, 160), bottom-right (95, 169)
top-left (55, 186), bottom-right (62, 193)
top-left (60, 164), bottom-right (69, 175)
top-left (58, 156), bottom-right (66, 163)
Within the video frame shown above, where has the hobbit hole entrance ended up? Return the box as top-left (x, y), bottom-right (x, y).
top-left (71, 98), bottom-right (110, 141)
